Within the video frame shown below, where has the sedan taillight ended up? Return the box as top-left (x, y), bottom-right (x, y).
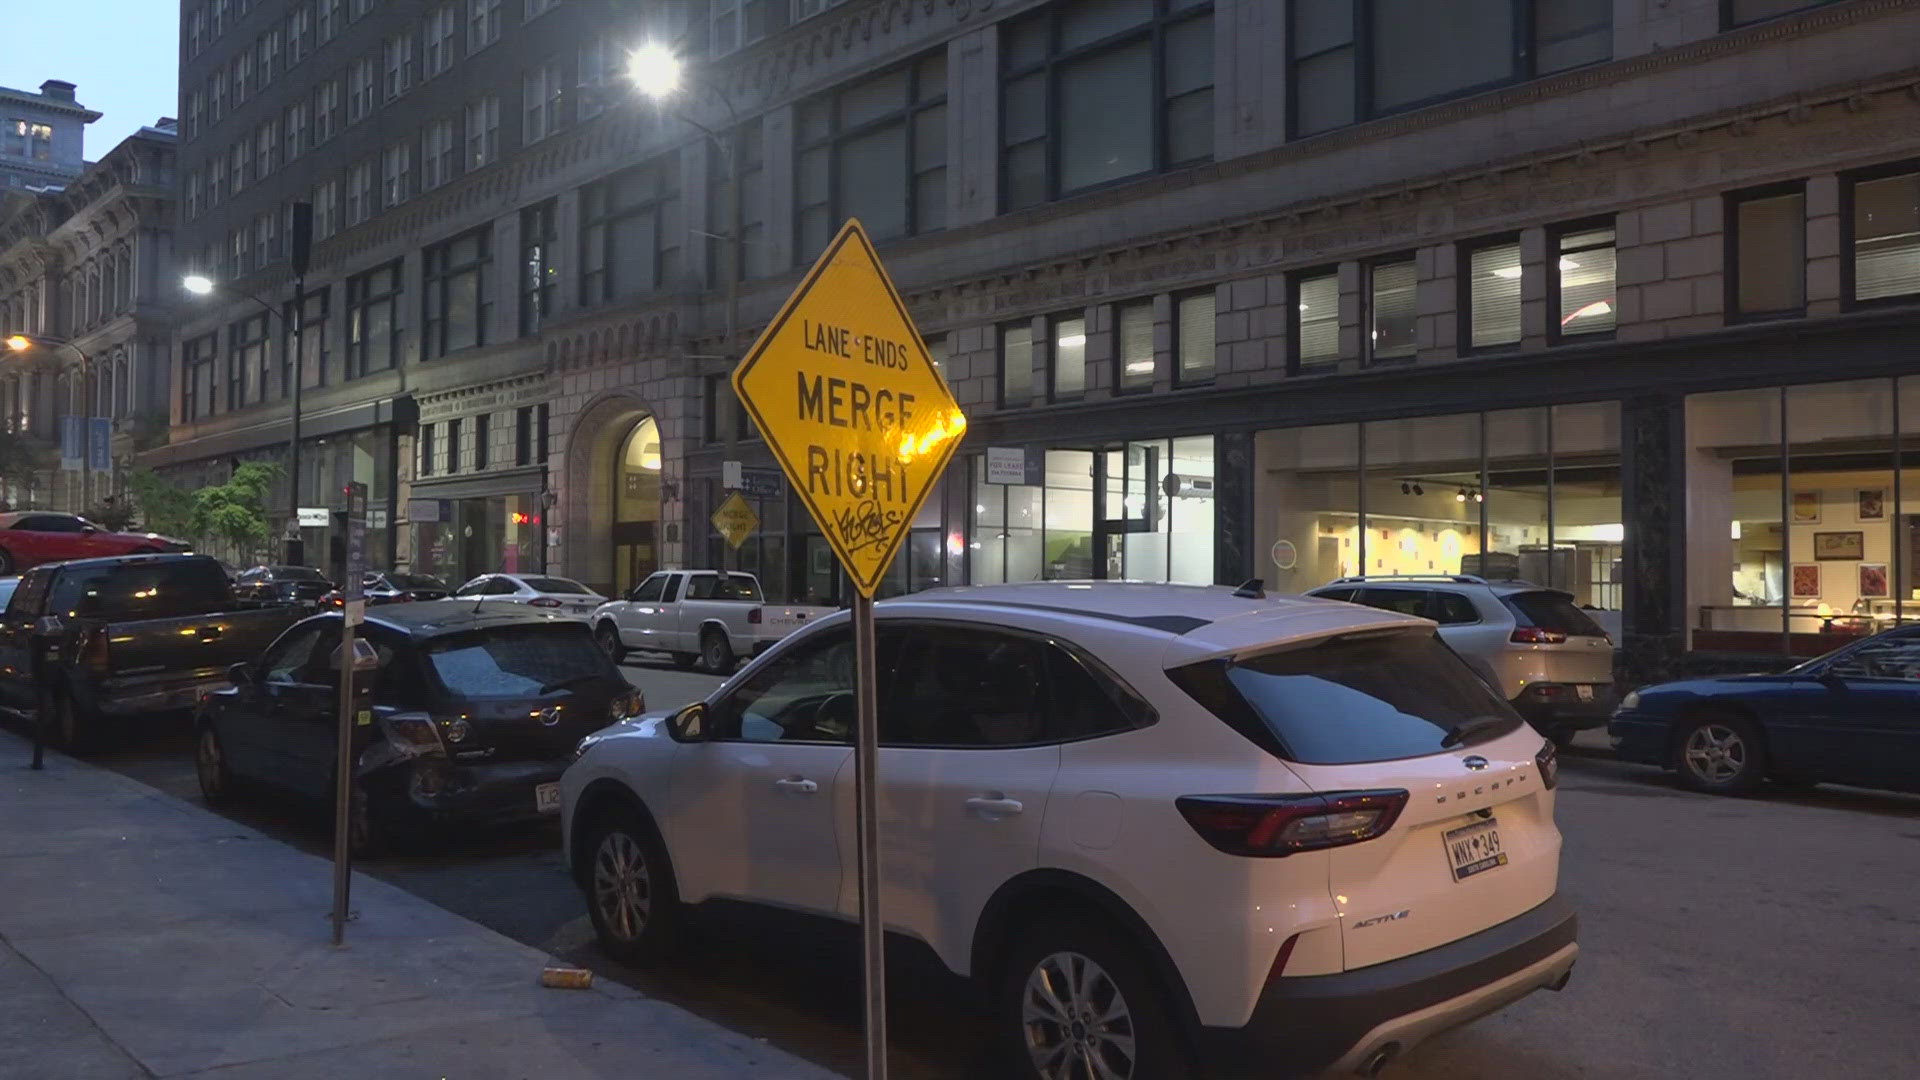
top-left (1510, 627), bottom-right (1568, 644)
top-left (529, 597), bottom-right (562, 608)
top-left (1175, 790), bottom-right (1408, 857)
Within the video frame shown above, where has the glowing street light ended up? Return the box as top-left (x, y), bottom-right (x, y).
top-left (181, 274), bottom-right (216, 296)
top-left (4, 335), bottom-right (29, 353)
top-left (626, 42), bottom-right (683, 100)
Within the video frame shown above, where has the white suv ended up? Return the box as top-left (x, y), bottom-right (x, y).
top-left (562, 582), bottom-right (1577, 1078)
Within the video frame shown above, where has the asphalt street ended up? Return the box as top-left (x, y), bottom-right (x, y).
top-left (55, 656), bottom-right (1920, 1080)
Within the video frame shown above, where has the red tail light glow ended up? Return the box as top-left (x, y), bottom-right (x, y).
top-left (529, 598), bottom-right (562, 608)
top-left (1510, 627), bottom-right (1567, 644)
top-left (1176, 790), bottom-right (1409, 857)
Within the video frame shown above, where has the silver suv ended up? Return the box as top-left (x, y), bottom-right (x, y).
top-left (1305, 575), bottom-right (1616, 746)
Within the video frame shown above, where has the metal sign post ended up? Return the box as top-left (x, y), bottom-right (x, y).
top-left (330, 481), bottom-right (368, 947)
top-left (729, 220), bottom-right (966, 1078)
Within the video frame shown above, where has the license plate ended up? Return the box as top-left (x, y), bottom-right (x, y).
top-left (1576, 685), bottom-right (1594, 702)
top-left (1444, 818), bottom-right (1507, 881)
top-left (535, 782), bottom-right (562, 814)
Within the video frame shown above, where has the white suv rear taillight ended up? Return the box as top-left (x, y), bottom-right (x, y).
top-left (1175, 790), bottom-right (1408, 857)
top-left (1510, 626), bottom-right (1568, 644)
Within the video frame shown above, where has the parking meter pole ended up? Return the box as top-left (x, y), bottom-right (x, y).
top-left (852, 590), bottom-right (887, 1080)
top-left (330, 618), bottom-right (356, 947)
top-left (30, 701), bottom-right (44, 770)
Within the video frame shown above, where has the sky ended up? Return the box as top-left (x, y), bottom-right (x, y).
top-left (4, 2), bottom-right (180, 160)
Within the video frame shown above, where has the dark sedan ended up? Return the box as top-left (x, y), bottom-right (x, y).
top-left (194, 604), bottom-right (644, 855)
top-left (1610, 625), bottom-right (1920, 795)
top-left (233, 565), bottom-right (335, 608)
top-left (322, 572), bottom-right (452, 608)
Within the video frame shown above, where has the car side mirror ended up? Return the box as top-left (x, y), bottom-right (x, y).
top-left (32, 615), bottom-right (63, 637)
top-left (667, 702), bottom-right (708, 743)
top-left (81, 525), bottom-right (97, 534)
top-left (228, 661), bottom-right (254, 686)
top-left (1817, 668), bottom-right (1847, 689)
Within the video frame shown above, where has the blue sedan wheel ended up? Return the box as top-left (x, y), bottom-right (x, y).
top-left (1673, 714), bottom-right (1766, 796)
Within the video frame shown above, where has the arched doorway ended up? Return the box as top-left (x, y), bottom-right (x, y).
top-left (611, 416), bottom-right (662, 597)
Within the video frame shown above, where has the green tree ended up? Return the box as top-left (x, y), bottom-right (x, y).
top-left (0, 430), bottom-right (54, 500)
top-left (125, 470), bottom-right (197, 537)
top-left (191, 462), bottom-right (281, 553)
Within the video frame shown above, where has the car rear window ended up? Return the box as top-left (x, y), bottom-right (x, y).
top-left (48, 560), bottom-right (232, 621)
top-left (274, 566), bottom-right (328, 581)
top-left (1502, 591), bottom-right (1606, 637)
top-left (520, 576), bottom-right (593, 595)
top-left (388, 574), bottom-right (446, 589)
top-left (687, 574), bottom-right (763, 601)
top-left (423, 624), bottom-right (619, 699)
top-left (1171, 631), bottom-right (1522, 765)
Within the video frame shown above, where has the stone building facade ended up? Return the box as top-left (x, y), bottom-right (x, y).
top-left (0, 80), bottom-right (98, 193)
top-left (159, 0), bottom-right (1920, 678)
top-left (0, 120), bottom-right (179, 513)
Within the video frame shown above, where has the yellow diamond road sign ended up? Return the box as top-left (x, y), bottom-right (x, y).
top-left (710, 490), bottom-right (760, 550)
top-left (732, 219), bottom-right (966, 597)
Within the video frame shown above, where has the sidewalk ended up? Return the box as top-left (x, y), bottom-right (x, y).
top-left (0, 729), bottom-right (844, 1079)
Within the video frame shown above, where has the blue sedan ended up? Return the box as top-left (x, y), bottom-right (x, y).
top-left (1610, 626), bottom-right (1920, 796)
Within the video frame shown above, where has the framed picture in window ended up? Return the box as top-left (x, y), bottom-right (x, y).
top-left (1857, 488), bottom-right (1886, 521)
top-left (1812, 531), bottom-right (1865, 561)
top-left (1859, 563), bottom-right (1890, 598)
top-left (1790, 491), bottom-right (1821, 524)
top-left (1791, 563), bottom-right (1821, 599)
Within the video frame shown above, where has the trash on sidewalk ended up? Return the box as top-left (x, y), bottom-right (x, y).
top-left (539, 966), bottom-right (594, 989)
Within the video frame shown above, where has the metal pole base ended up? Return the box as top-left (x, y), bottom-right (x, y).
top-left (284, 537), bottom-right (306, 566)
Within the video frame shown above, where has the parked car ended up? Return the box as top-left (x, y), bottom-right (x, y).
top-left (196, 604), bottom-right (644, 856)
top-left (450, 573), bottom-right (605, 619)
top-left (564, 581), bottom-right (1575, 1079)
top-left (1610, 624), bottom-right (1920, 795)
top-left (0, 554), bottom-right (306, 751)
top-left (1306, 575), bottom-right (1616, 747)
top-left (322, 571), bottom-right (452, 608)
top-left (233, 565), bottom-right (336, 609)
top-left (0, 511), bottom-right (189, 574)
top-left (589, 569), bottom-right (837, 672)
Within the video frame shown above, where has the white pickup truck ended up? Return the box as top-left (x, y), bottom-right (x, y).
top-left (588, 570), bottom-right (836, 672)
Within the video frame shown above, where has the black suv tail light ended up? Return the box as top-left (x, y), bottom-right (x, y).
top-left (1535, 739), bottom-right (1560, 790)
top-left (1176, 790), bottom-right (1408, 857)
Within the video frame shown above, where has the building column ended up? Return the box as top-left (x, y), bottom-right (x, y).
top-left (1621, 392), bottom-right (1687, 685)
top-left (1214, 430), bottom-right (1253, 586)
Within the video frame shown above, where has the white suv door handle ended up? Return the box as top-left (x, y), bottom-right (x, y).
top-left (774, 776), bottom-right (819, 795)
top-left (965, 795), bottom-right (1025, 817)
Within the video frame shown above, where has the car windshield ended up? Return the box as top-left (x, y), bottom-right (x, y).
top-left (1181, 630), bottom-right (1522, 765)
top-left (687, 574), bottom-right (763, 601)
top-left (422, 624), bottom-right (619, 699)
top-left (272, 566), bottom-right (329, 581)
top-left (519, 576), bottom-right (594, 596)
top-left (1501, 591), bottom-right (1607, 637)
top-left (0, 579), bottom-right (17, 608)
top-left (387, 573), bottom-right (446, 589)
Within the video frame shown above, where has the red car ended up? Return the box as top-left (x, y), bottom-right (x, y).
top-left (0, 512), bottom-right (191, 574)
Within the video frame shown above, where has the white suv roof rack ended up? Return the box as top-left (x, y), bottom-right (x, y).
top-left (1326, 574), bottom-right (1547, 588)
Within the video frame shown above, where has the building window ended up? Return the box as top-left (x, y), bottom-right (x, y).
top-left (537, 402), bottom-right (548, 463)
top-left (580, 155), bottom-right (682, 305)
top-left (524, 63), bottom-right (563, 144)
top-left (256, 119), bottom-right (278, 180)
top-left (285, 286), bottom-right (330, 392)
top-left (183, 333), bottom-right (217, 423)
top-left (254, 211), bottom-right (279, 270)
top-left (287, 5), bottom-right (312, 65)
top-left (520, 199), bottom-right (557, 334)
top-left (346, 261), bottom-right (403, 377)
top-left (189, 6), bottom-right (207, 56)
top-left (468, 0), bottom-right (502, 52)
top-left (578, 39), bottom-right (616, 122)
top-left (259, 27), bottom-right (282, 85)
top-left (423, 117), bottom-right (456, 189)
top-left (209, 70), bottom-right (226, 122)
top-left (419, 422), bottom-right (435, 476)
top-left (231, 313), bottom-right (271, 404)
top-left (1001, 0), bottom-right (1214, 211)
top-left (234, 51), bottom-right (253, 103)
top-left (702, 375), bottom-right (724, 443)
top-left (426, 4), bottom-right (458, 78)
top-left (999, 322), bottom-right (1034, 407)
top-left (795, 51), bottom-right (947, 255)
top-left (1848, 166), bottom-right (1920, 305)
top-left (516, 405), bottom-right (534, 465)
top-left (446, 417), bottom-right (462, 473)
top-left (187, 171), bottom-right (203, 220)
top-left (231, 227), bottom-right (251, 279)
top-left (352, 0), bottom-right (374, 20)
top-left (208, 157), bottom-right (227, 206)
top-left (1293, 268), bottom-right (1340, 369)
top-left (423, 227), bottom-right (490, 358)
top-left (187, 90), bottom-right (205, 141)
top-left (284, 102), bottom-right (307, 162)
top-left (1288, 0), bottom-right (1611, 137)
top-left (1725, 0), bottom-right (1838, 27)
top-left (1553, 221), bottom-right (1616, 338)
top-left (474, 412), bottom-right (490, 470)
top-left (1175, 290), bottom-right (1215, 385)
top-left (1049, 313), bottom-right (1086, 400)
top-left (466, 96), bottom-right (500, 168)
top-left (231, 142), bottom-right (249, 194)
top-left (1368, 255), bottom-right (1416, 361)
top-left (1730, 185), bottom-right (1806, 319)
top-left (383, 140), bottom-right (412, 207)
top-left (315, 79), bottom-right (342, 143)
top-left (313, 180), bottom-right (339, 239)
top-left (1116, 299), bottom-right (1154, 392)
top-left (1464, 238), bottom-right (1522, 351)
top-left (348, 58), bottom-right (375, 122)
top-left (319, 0), bottom-right (341, 41)
top-left (525, 0), bottom-right (558, 18)
top-left (385, 32), bottom-right (416, 100)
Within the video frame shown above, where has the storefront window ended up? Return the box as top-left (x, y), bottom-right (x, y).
top-left (1363, 413), bottom-right (1486, 578)
top-left (1550, 401), bottom-right (1623, 619)
top-left (1253, 423), bottom-right (1362, 589)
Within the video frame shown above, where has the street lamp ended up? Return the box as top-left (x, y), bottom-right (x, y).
top-left (5, 332), bottom-right (96, 513)
top-left (626, 43), bottom-right (741, 343)
top-left (182, 201), bottom-right (311, 565)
